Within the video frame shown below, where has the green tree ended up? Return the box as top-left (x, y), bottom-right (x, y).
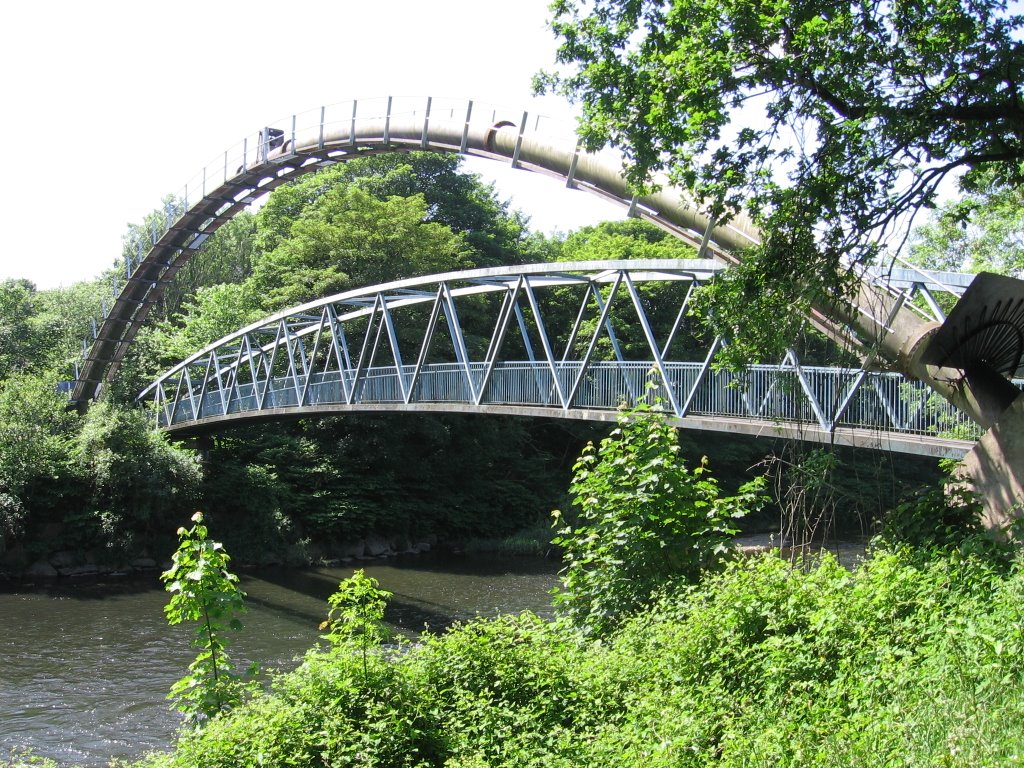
top-left (75, 401), bottom-right (202, 557)
top-left (29, 280), bottom-right (110, 377)
top-left (248, 186), bottom-right (471, 310)
top-left (148, 282), bottom-right (261, 365)
top-left (0, 280), bottom-right (38, 380)
top-left (0, 374), bottom-right (82, 549)
top-left (319, 569), bottom-right (392, 685)
top-left (552, 219), bottom-right (706, 359)
top-left (910, 166), bottom-right (1024, 276)
top-left (255, 153), bottom-right (534, 268)
top-left (162, 511), bottom-right (256, 726)
top-left (156, 213), bottom-right (257, 321)
top-left (539, 0), bottom-right (1024, 361)
top-left (552, 396), bottom-right (765, 636)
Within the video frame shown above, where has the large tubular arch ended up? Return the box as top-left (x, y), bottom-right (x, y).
top-left (71, 96), bottom-right (967, 415)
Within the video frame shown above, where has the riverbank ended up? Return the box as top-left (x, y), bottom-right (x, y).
top-left (128, 544), bottom-right (1024, 768)
top-left (0, 530), bottom-right (463, 585)
top-left (0, 552), bottom-right (560, 767)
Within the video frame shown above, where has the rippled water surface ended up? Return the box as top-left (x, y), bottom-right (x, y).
top-left (0, 554), bottom-right (559, 767)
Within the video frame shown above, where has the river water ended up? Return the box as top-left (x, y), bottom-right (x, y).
top-left (0, 554), bottom-right (560, 767)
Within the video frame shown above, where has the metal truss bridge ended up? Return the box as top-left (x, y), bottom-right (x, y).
top-left (138, 261), bottom-right (977, 459)
top-left (69, 96), bottom-right (978, 423)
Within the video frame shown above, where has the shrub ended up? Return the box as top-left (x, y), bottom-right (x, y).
top-left (552, 399), bottom-right (765, 635)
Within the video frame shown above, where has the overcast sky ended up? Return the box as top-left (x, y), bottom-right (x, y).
top-left (0, 0), bottom-right (625, 290)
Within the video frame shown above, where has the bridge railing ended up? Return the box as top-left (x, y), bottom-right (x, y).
top-left (155, 359), bottom-right (983, 443)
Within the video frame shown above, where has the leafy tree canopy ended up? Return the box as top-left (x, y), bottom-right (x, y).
top-left (910, 165), bottom-right (1024, 276)
top-left (556, 217), bottom-right (696, 262)
top-left (255, 153), bottom-right (534, 267)
top-left (249, 186), bottom-right (471, 310)
top-left (538, 0), bottom-right (1024, 359)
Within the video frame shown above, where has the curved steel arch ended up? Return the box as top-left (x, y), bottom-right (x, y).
top-left (139, 260), bottom-right (976, 459)
top-left (70, 96), bottom-right (970, 409)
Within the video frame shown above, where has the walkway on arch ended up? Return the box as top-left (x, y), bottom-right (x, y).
top-left (138, 261), bottom-right (976, 459)
top-left (70, 95), bottom-right (972, 413)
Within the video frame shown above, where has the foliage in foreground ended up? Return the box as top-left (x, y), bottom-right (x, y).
top-left (552, 399), bottom-right (765, 635)
top-left (161, 512), bottom-right (255, 726)
top-left (133, 541), bottom-right (1024, 768)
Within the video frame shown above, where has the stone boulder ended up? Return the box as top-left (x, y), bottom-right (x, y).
top-left (364, 536), bottom-right (391, 557)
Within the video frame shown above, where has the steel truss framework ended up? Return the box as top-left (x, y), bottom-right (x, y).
top-left (139, 261), bottom-right (977, 458)
top-left (71, 95), bottom-right (975, 408)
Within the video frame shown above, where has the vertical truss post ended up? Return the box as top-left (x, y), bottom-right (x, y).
top-left (421, 96), bottom-right (432, 149)
top-left (697, 216), bottom-right (717, 259)
top-left (782, 349), bottom-right (831, 432)
top-left (299, 312), bottom-right (329, 407)
top-left (209, 349), bottom-right (228, 417)
top-left (325, 304), bottom-right (355, 402)
top-left (680, 337), bottom-right (722, 416)
top-left (194, 355), bottom-right (216, 420)
top-left (565, 142), bottom-right (581, 188)
top-left (623, 272), bottom-right (683, 416)
top-left (225, 336), bottom-right (253, 415)
top-left (439, 282), bottom-right (479, 403)
top-left (513, 303), bottom-right (549, 403)
top-left (522, 277), bottom-right (569, 408)
top-left (280, 320), bottom-right (306, 407)
top-left (566, 273), bottom-right (627, 408)
top-left (460, 100), bottom-right (474, 153)
top-left (255, 327), bottom-right (284, 412)
top-left (380, 299), bottom-right (411, 402)
top-left (409, 285), bottom-right (448, 401)
top-left (660, 281), bottom-right (696, 359)
top-left (351, 294), bottom-right (387, 403)
top-left (511, 111), bottom-right (528, 168)
top-left (475, 279), bottom-right (522, 406)
top-left (870, 375), bottom-right (906, 430)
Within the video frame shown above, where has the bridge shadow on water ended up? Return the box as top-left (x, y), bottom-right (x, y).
top-left (247, 553), bottom-right (560, 637)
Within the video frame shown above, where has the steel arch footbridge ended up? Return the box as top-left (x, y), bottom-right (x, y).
top-left (138, 260), bottom-right (977, 459)
top-left (70, 96), bottom-right (975, 420)
top-left (67, 94), bottom-right (1024, 517)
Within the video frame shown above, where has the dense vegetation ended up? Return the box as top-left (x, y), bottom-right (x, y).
top-left (107, 414), bottom-right (1019, 768)
top-left (122, 544), bottom-right (1024, 768)
top-left (103, 401), bottom-right (1011, 768)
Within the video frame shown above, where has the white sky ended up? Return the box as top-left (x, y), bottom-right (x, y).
top-left (0, 0), bottom-right (625, 290)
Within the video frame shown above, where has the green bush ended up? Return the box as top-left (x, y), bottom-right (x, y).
top-left (135, 545), bottom-right (1024, 768)
top-left (552, 399), bottom-right (765, 636)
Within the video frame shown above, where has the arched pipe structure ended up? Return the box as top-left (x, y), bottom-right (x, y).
top-left (71, 96), bottom-right (973, 414)
top-left (138, 260), bottom-right (976, 459)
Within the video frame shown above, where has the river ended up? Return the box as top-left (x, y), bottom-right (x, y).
top-left (0, 554), bottom-right (560, 767)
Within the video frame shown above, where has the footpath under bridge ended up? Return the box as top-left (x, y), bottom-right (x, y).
top-left (138, 261), bottom-right (977, 459)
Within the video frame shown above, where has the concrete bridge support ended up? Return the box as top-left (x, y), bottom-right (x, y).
top-left (960, 399), bottom-right (1024, 530)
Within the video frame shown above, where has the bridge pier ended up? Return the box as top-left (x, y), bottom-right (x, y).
top-left (960, 396), bottom-right (1024, 531)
